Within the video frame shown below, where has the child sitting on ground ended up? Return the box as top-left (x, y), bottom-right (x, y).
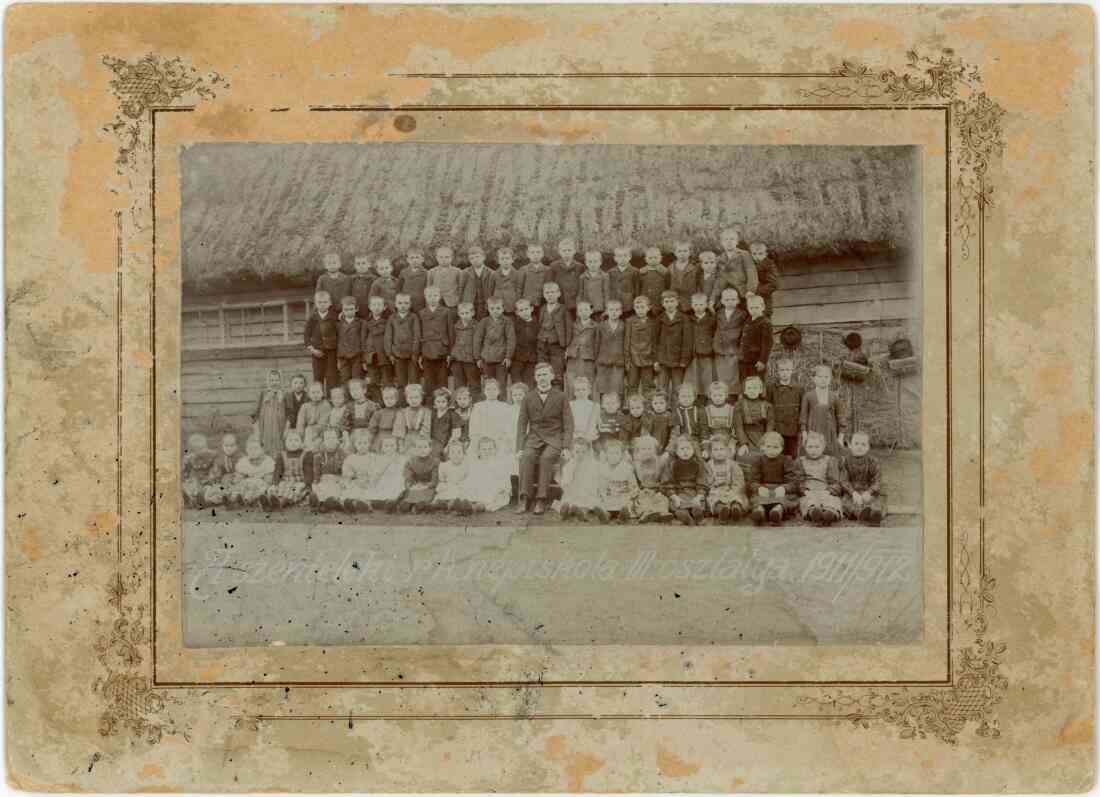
top-left (558, 437), bottom-right (602, 521)
top-left (798, 431), bottom-right (843, 526)
top-left (266, 429), bottom-right (308, 509)
top-left (203, 433), bottom-right (242, 507)
top-left (433, 440), bottom-right (470, 513)
top-left (568, 375), bottom-right (599, 445)
top-left (340, 429), bottom-right (375, 512)
top-left (840, 430), bottom-right (886, 526)
top-left (233, 436), bottom-right (275, 506)
top-left (596, 438), bottom-right (639, 523)
top-left (461, 436), bottom-right (514, 514)
top-left (631, 434), bottom-right (672, 523)
top-left (295, 381), bottom-right (332, 452)
top-left (306, 427), bottom-right (345, 512)
top-left (748, 431), bottom-right (801, 526)
top-left (182, 432), bottom-right (215, 508)
top-left (365, 435), bottom-right (406, 512)
top-left (661, 434), bottom-right (708, 526)
top-left (366, 384), bottom-right (400, 451)
top-left (705, 435), bottom-right (748, 522)
top-left (469, 378), bottom-right (513, 460)
top-left (394, 383), bottom-right (431, 452)
top-left (398, 435), bottom-right (438, 513)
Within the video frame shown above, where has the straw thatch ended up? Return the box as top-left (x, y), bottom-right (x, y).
top-left (181, 143), bottom-right (918, 293)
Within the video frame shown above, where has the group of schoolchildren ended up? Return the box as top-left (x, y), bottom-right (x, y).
top-left (181, 230), bottom-right (886, 526)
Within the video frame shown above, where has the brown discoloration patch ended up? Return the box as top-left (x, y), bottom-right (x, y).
top-left (86, 510), bottom-right (119, 538)
top-left (132, 350), bottom-right (154, 369)
top-left (139, 763), bottom-right (166, 780)
top-left (1057, 718), bottom-right (1093, 746)
top-left (524, 120), bottom-right (600, 144)
top-left (656, 746), bottom-right (702, 777)
top-left (543, 734), bottom-right (605, 791)
top-left (1029, 411), bottom-right (1091, 486)
top-left (19, 526), bottom-right (43, 562)
top-left (1036, 364), bottom-right (1073, 397)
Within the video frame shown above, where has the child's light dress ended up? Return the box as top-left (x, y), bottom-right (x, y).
top-left (296, 399), bottom-right (332, 451)
top-left (798, 454), bottom-right (843, 515)
top-left (462, 454), bottom-right (513, 512)
top-left (557, 453), bottom-right (602, 511)
top-left (705, 457), bottom-right (747, 512)
top-left (569, 399), bottom-right (599, 444)
top-left (340, 452), bottom-right (375, 503)
top-left (234, 455), bottom-right (275, 504)
top-left (435, 459), bottom-right (470, 503)
top-left (632, 453), bottom-right (670, 518)
top-left (254, 389), bottom-right (286, 456)
top-left (364, 455), bottom-right (406, 503)
top-left (468, 400), bottom-right (514, 458)
top-left (598, 459), bottom-right (639, 514)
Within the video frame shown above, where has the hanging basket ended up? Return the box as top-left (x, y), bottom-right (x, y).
top-left (839, 360), bottom-right (871, 383)
top-left (887, 356), bottom-right (919, 376)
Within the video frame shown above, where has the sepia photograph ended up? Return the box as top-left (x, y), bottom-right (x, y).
top-left (179, 142), bottom-right (924, 647)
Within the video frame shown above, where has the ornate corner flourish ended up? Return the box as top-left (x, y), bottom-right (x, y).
top-left (797, 48), bottom-right (1007, 745)
top-left (100, 53), bottom-right (226, 745)
top-left (801, 48), bottom-right (1005, 260)
top-left (102, 54), bottom-right (227, 173)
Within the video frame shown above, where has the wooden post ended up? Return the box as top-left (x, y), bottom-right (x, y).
top-left (282, 301), bottom-right (290, 343)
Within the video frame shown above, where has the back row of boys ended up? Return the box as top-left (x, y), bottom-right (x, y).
top-left (305, 230), bottom-right (780, 402)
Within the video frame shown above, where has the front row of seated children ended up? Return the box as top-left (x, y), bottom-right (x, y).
top-left (182, 428), bottom-right (885, 526)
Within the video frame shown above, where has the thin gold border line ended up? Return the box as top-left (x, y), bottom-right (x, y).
top-left (157, 679), bottom-right (954, 690)
top-left (152, 103), bottom-right (952, 690)
top-left (116, 209), bottom-right (124, 574)
top-left (253, 713), bottom-right (852, 722)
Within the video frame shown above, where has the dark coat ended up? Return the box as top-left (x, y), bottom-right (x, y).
top-left (606, 265), bottom-right (641, 313)
top-left (360, 313), bottom-right (390, 366)
top-left (689, 310), bottom-right (716, 356)
top-left (748, 454), bottom-right (800, 494)
top-left (316, 272), bottom-right (352, 305)
top-left (449, 319), bottom-right (478, 363)
top-left (566, 319), bottom-right (598, 361)
top-left (549, 258), bottom-right (584, 310)
top-left (459, 267), bottom-right (497, 316)
top-left (304, 307), bottom-right (339, 350)
top-left (537, 303), bottom-right (572, 349)
top-left (596, 320), bottom-right (626, 366)
top-left (384, 312), bottom-right (421, 360)
top-left (625, 315), bottom-right (658, 367)
top-left (399, 267), bottom-right (429, 312)
top-left (767, 382), bottom-right (803, 437)
top-left (739, 315), bottom-right (773, 366)
top-left (713, 307), bottom-right (748, 356)
top-left (638, 266), bottom-right (669, 311)
top-left (336, 315), bottom-right (363, 358)
top-left (474, 316), bottom-right (516, 363)
top-left (668, 262), bottom-right (701, 312)
top-left (655, 311), bottom-right (693, 367)
top-left (516, 387), bottom-right (575, 451)
top-left (418, 305), bottom-right (453, 360)
top-left (512, 316), bottom-right (540, 363)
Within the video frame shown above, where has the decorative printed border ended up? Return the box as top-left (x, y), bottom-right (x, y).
top-left (100, 48), bottom-right (1003, 747)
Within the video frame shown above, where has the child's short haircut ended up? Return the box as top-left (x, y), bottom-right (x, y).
top-left (762, 431), bottom-right (784, 448)
top-left (406, 247), bottom-right (422, 257)
top-left (851, 430), bottom-right (871, 444)
top-left (627, 393), bottom-right (646, 406)
top-left (576, 300), bottom-right (592, 309)
top-left (634, 295), bottom-right (650, 305)
top-left (467, 245), bottom-right (484, 255)
top-left (376, 257), bottom-right (392, 267)
top-left (457, 301), bottom-right (474, 313)
top-left (585, 249), bottom-right (601, 259)
top-left (436, 245), bottom-right (452, 255)
top-left (291, 372), bottom-right (307, 385)
top-left (511, 382), bottom-right (529, 395)
top-left (572, 375), bottom-right (591, 389)
top-left (605, 299), bottom-right (622, 309)
top-left (476, 436), bottom-right (498, 453)
top-left (324, 252), bottom-right (341, 264)
top-left (454, 385), bottom-right (472, 397)
top-left (710, 434), bottom-right (732, 449)
top-left (709, 380), bottom-right (729, 394)
top-left (747, 294), bottom-right (765, 307)
top-left (482, 377), bottom-right (500, 391)
top-left (515, 298), bottom-right (531, 309)
top-left (603, 438), bottom-right (624, 453)
top-left (812, 363), bottom-right (832, 377)
top-left (743, 375), bottom-right (764, 391)
top-left (487, 297), bottom-right (503, 307)
top-left (405, 383), bottom-right (423, 396)
top-left (497, 246), bottom-right (513, 257)
top-left (691, 292), bottom-right (708, 303)
top-left (314, 290), bottom-right (331, 302)
top-left (632, 434), bottom-right (659, 453)
top-left (661, 289), bottom-right (678, 301)
top-left (433, 387), bottom-right (452, 403)
top-left (776, 358), bottom-right (795, 369)
top-left (309, 380), bottom-right (324, 392)
top-left (700, 250), bottom-right (716, 259)
top-left (601, 392), bottom-right (620, 405)
top-left (381, 384), bottom-right (399, 395)
top-left (534, 362), bottom-right (554, 375)
top-left (395, 292), bottom-right (411, 302)
top-left (678, 382), bottom-right (696, 395)
top-left (330, 385), bottom-right (345, 396)
top-left (346, 378), bottom-right (363, 392)
top-left (342, 295), bottom-right (357, 306)
top-left (804, 431), bottom-right (826, 447)
top-left (543, 280), bottom-right (560, 292)
top-left (352, 428), bottom-right (370, 446)
top-left (674, 434), bottom-right (696, 450)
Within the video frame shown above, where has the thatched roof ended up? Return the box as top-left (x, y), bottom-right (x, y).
top-left (181, 143), bottom-right (918, 293)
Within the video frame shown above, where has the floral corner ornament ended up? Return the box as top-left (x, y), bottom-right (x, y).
top-left (802, 48), bottom-right (1005, 259)
top-left (101, 54), bottom-right (228, 172)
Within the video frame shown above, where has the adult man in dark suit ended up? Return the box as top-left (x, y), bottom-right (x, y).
top-left (516, 361), bottom-right (574, 515)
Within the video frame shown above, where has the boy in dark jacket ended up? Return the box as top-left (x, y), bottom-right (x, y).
top-left (536, 281), bottom-right (571, 388)
top-left (418, 285), bottom-right (452, 400)
top-left (625, 295), bottom-right (658, 398)
top-left (739, 294), bottom-right (773, 384)
top-left (384, 293), bottom-right (421, 396)
top-left (767, 357), bottom-right (803, 457)
top-left (510, 298), bottom-right (540, 390)
top-left (607, 246), bottom-right (640, 318)
top-left (748, 431), bottom-right (800, 526)
top-left (350, 255), bottom-right (375, 319)
top-left (360, 295), bottom-right (392, 404)
top-left (549, 237), bottom-right (584, 316)
top-left (474, 298), bottom-right (516, 388)
top-left (335, 296), bottom-right (363, 385)
top-left (750, 242), bottom-right (781, 317)
top-left (304, 290), bottom-right (339, 393)
top-left (449, 302), bottom-right (480, 398)
top-left (315, 253), bottom-right (352, 307)
top-left (655, 289), bottom-right (693, 402)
